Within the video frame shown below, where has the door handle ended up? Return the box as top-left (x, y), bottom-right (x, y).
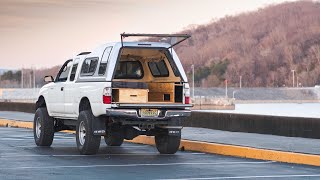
top-left (61, 87), bottom-right (64, 91)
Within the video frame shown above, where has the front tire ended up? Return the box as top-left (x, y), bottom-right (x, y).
top-left (33, 107), bottom-right (54, 146)
top-left (76, 110), bottom-right (101, 155)
top-left (155, 134), bottom-right (181, 154)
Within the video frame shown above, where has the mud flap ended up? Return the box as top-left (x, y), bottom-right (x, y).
top-left (156, 127), bottom-right (182, 137)
top-left (167, 128), bottom-right (181, 137)
top-left (92, 117), bottom-right (106, 136)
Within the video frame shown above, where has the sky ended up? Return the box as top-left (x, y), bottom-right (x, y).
top-left (0, 0), bottom-right (296, 69)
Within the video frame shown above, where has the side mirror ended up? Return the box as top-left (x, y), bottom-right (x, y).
top-left (44, 75), bottom-right (54, 83)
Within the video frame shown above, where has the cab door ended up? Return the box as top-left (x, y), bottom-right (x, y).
top-left (47, 60), bottom-right (72, 116)
top-left (64, 59), bottom-right (80, 118)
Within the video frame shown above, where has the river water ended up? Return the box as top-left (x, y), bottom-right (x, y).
top-left (196, 103), bottom-right (320, 118)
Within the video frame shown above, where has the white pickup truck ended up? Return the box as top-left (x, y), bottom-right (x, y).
top-left (34, 34), bottom-right (192, 155)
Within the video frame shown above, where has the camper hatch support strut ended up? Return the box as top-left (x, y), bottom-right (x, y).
top-left (120, 33), bottom-right (191, 48)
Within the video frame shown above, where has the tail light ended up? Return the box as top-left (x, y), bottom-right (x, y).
top-left (103, 87), bottom-right (112, 104)
top-left (184, 83), bottom-right (190, 104)
top-left (185, 96), bottom-right (190, 104)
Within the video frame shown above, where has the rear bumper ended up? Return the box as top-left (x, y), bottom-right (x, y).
top-left (106, 108), bottom-right (191, 120)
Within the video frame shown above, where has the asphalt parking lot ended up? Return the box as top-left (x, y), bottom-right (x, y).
top-left (0, 127), bottom-right (320, 180)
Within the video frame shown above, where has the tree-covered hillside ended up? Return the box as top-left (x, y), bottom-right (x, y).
top-left (176, 1), bottom-right (320, 87)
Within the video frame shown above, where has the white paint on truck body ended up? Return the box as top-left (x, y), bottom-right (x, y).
top-left (38, 41), bottom-right (189, 119)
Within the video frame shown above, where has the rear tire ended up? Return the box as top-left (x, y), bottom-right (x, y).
top-left (155, 134), bottom-right (181, 154)
top-left (104, 132), bottom-right (124, 146)
top-left (76, 110), bottom-right (101, 155)
top-left (33, 107), bottom-right (54, 146)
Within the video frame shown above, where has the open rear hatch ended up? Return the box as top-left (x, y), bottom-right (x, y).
top-left (110, 38), bottom-right (191, 108)
top-left (111, 48), bottom-right (190, 104)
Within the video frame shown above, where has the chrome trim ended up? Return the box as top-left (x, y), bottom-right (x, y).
top-left (35, 117), bottom-right (41, 139)
top-left (106, 109), bottom-right (138, 118)
top-left (78, 121), bottom-right (86, 146)
top-left (157, 126), bottom-right (183, 129)
top-left (106, 109), bottom-right (191, 119)
top-left (165, 110), bottom-right (191, 117)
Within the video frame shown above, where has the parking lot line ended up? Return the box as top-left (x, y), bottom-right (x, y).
top-left (1, 161), bottom-right (273, 170)
top-left (0, 153), bottom-right (233, 157)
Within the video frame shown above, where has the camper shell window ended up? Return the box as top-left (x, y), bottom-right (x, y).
top-left (148, 60), bottom-right (169, 77)
top-left (114, 61), bottom-right (144, 79)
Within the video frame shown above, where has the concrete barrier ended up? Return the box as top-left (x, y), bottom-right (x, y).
top-left (0, 102), bottom-right (320, 139)
top-left (192, 96), bottom-right (235, 110)
top-left (184, 112), bottom-right (320, 139)
top-left (0, 102), bottom-right (35, 113)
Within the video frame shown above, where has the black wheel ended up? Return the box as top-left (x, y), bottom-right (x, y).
top-left (33, 107), bottom-right (54, 146)
top-left (155, 134), bottom-right (181, 154)
top-left (104, 132), bottom-right (124, 146)
top-left (76, 110), bottom-right (101, 155)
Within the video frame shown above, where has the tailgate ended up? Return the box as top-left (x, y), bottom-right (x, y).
top-left (111, 103), bottom-right (192, 109)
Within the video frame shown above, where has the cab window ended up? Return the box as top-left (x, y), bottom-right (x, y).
top-left (55, 60), bottom-right (72, 82)
top-left (98, 46), bottom-right (112, 75)
top-left (80, 58), bottom-right (98, 76)
top-left (69, 64), bottom-right (78, 81)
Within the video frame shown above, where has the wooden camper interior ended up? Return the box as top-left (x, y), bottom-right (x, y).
top-left (112, 48), bottom-right (183, 104)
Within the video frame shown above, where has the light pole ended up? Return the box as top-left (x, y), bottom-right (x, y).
top-left (239, 75), bottom-right (242, 88)
top-left (291, 70), bottom-right (295, 87)
top-left (225, 79), bottom-right (228, 98)
top-left (191, 64), bottom-right (195, 102)
top-left (29, 70), bottom-right (32, 88)
top-left (21, 67), bottom-right (24, 88)
top-left (32, 65), bottom-right (36, 89)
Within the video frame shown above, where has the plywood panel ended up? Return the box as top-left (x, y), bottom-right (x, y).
top-left (116, 48), bottom-right (182, 83)
top-left (148, 83), bottom-right (174, 92)
top-left (148, 92), bottom-right (174, 102)
top-left (113, 88), bottom-right (148, 103)
top-left (148, 83), bottom-right (175, 102)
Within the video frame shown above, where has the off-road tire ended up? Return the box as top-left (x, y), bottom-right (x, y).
top-left (104, 132), bottom-right (124, 146)
top-left (34, 107), bottom-right (54, 146)
top-left (155, 134), bottom-right (181, 154)
top-left (76, 110), bottom-right (101, 155)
